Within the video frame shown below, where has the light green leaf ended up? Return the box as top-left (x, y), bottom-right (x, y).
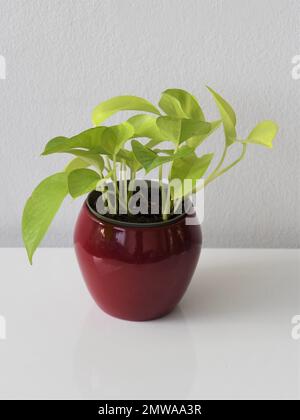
top-left (245, 120), bottom-right (278, 148)
top-left (145, 138), bottom-right (166, 149)
top-left (67, 150), bottom-right (104, 172)
top-left (180, 119), bottom-right (211, 142)
top-left (160, 88), bottom-right (205, 120)
top-left (101, 122), bottom-right (134, 156)
top-left (131, 141), bottom-right (159, 172)
top-left (116, 149), bottom-right (142, 172)
top-left (156, 117), bottom-right (181, 143)
top-left (92, 95), bottom-right (160, 125)
top-left (152, 148), bottom-right (174, 155)
top-left (42, 129), bottom-right (106, 172)
top-left (22, 172), bottom-right (68, 264)
top-left (132, 140), bottom-right (193, 173)
top-left (173, 145), bottom-right (195, 159)
top-left (64, 157), bottom-right (90, 174)
top-left (187, 120), bottom-right (221, 149)
top-left (68, 168), bottom-right (100, 198)
top-left (127, 114), bottom-right (165, 141)
top-left (170, 152), bottom-right (214, 198)
top-left (42, 136), bottom-right (69, 155)
top-left (159, 93), bottom-right (187, 118)
top-left (207, 86), bottom-right (236, 146)
top-left (171, 152), bottom-right (214, 181)
top-left (42, 127), bottom-right (107, 155)
top-left (157, 117), bottom-right (211, 144)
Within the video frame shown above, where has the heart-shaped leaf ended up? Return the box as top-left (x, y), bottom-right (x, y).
top-left (64, 157), bottom-right (90, 173)
top-left (92, 96), bottom-right (160, 125)
top-left (101, 122), bottom-right (134, 156)
top-left (66, 150), bottom-right (104, 172)
top-left (156, 117), bottom-right (181, 143)
top-left (180, 119), bottom-right (211, 142)
top-left (159, 88), bottom-right (205, 120)
top-left (132, 140), bottom-right (193, 173)
top-left (207, 86), bottom-right (236, 146)
top-left (68, 168), bottom-right (100, 198)
top-left (131, 141), bottom-right (158, 172)
top-left (157, 117), bottom-right (211, 144)
top-left (42, 127), bottom-right (107, 155)
top-left (187, 120), bottom-right (221, 149)
top-left (127, 114), bottom-right (165, 142)
top-left (245, 120), bottom-right (278, 148)
top-left (170, 152), bottom-right (214, 198)
top-left (116, 149), bottom-right (142, 172)
top-left (22, 172), bottom-right (68, 263)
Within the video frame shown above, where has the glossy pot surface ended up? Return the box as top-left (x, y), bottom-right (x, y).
top-left (74, 198), bottom-right (202, 321)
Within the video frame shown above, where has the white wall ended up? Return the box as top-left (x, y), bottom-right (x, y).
top-left (0, 0), bottom-right (299, 248)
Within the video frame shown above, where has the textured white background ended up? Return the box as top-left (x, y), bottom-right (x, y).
top-left (0, 0), bottom-right (299, 248)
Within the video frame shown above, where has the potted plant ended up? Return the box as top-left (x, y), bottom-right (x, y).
top-left (22, 87), bottom-right (278, 321)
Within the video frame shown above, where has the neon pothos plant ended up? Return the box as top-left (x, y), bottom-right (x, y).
top-left (22, 87), bottom-right (278, 263)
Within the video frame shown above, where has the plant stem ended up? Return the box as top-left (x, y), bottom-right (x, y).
top-left (112, 155), bottom-right (119, 213)
top-left (159, 164), bottom-right (169, 221)
top-left (159, 164), bottom-right (163, 187)
top-left (120, 159), bottom-right (127, 212)
top-left (105, 156), bottom-right (112, 173)
top-left (206, 143), bottom-right (247, 185)
top-left (131, 168), bottom-right (136, 181)
top-left (205, 143), bottom-right (228, 185)
top-left (191, 143), bottom-right (247, 196)
top-left (127, 168), bottom-right (135, 213)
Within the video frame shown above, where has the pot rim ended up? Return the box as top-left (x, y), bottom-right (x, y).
top-left (85, 190), bottom-right (191, 228)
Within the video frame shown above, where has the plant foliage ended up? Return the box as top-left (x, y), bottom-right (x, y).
top-left (22, 87), bottom-right (278, 262)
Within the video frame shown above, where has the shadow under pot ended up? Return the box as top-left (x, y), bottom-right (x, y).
top-left (74, 190), bottom-right (202, 321)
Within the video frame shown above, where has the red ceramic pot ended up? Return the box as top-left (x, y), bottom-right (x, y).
top-left (74, 192), bottom-right (202, 321)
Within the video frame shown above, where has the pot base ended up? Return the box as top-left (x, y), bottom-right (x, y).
top-left (95, 302), bottom-right (177, 322)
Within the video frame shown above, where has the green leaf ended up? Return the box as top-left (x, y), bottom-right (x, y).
top-left (159, 93), bottom-right (186, 118)
top-left (22, 172), bottom-right (68, 264)
top-left (170, 152), bottom-right (214, 198)
top-left (64, 157), bottom-right (90, 174)
top-left (131, 141), bottom-right (159, 172)
top-left (42, 128), bottom-right (108, 172)
top-left (173, 145), bottom-right (195, 159)
top-left (132, 140), bottom-right (193, 173)
top-left (245, 120), bottom-right (278, 148)
top-left (92, 95), bottom-right (160, 125)
top-left (156, 117), bottom-right (211, 144)
top-left (187, 120), bottom-right (221, 149)
top-left (42, 127), bottom-right (107, 155)
top-left (127, 114), bottom-right (165, 142)
top-left (207, 86), bottom-right (236, 146)
top-left (160, 88), bottom-right (205, 120)
top-left (67, 150), bottom-right (104, 172)
top-left (152, 148), bottom-right (174, 155)
top-left (68, 168), bottom-right (100, 198)
top-left (101, 122), bottom-right (134, 156)
top-left (116, 149), bottom-right (142, 172)
top-left (156, 117), bottom-right (181, 143)
top-left (180, 119), bottom-right (211, 142)
top-left (42, 136), bottom-right (69, 155)
top-left (144, 138), bottom-right (166, 149)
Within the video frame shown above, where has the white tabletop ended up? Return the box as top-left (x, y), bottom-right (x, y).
top-left (0, 248), bottom-right (299, 400)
